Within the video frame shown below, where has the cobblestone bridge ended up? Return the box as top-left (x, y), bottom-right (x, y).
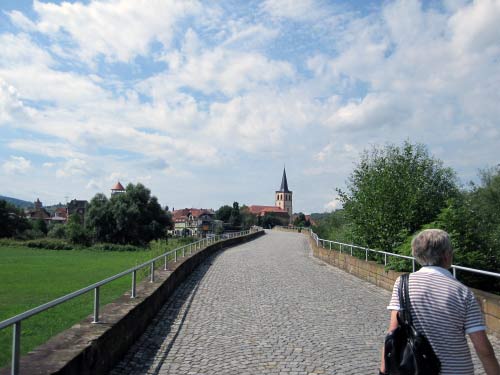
top-left (111, 231), bottom-right (499, 375)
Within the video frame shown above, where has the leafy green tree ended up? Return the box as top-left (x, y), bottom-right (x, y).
top-left (85, 183), bottom-right (172, 245)
top-left (240, 205), bottom-right (257, 229)
top-left (0, 199), bottom-right (31, 238)
top-left (47, 223), bottom-right (67, 239)
top-left (293, 213), bottom-right (311, 227)
top-left (215, 205), bottom-right (233, 222)
top-left (313, 209), bottom-right (351, 243)
top-left (259, 214), bottom-right (284, 229)
top-left (86, 193), bottom-right (114, 242)
top-left (229, 201), bottom-right (241, 227)
top-left (66, 214), bottom-right (90, 245)
top-left (338, 141), bottom-right (458, 251)
top-left (33, 218), bottom-right (48, 236)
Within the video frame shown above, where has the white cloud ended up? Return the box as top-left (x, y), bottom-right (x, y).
top-left (261, 0), bottom-right (330, 22)
top-left (150, 40), bottom-right (295, 96)
top-left (8, 140), bottom-right (84, 159)
top-left (324, 196), bottom-right (342, 212)
top-left (449, 0), bottom-right (500, 54)
top-left (2, 156), bottom-right (32, 174)
top-left (31, 0), bottom-right (202, 63)
top-left (56, 158), bottom-right (90, 178)
top-left (6, 10), bottom-right (36, 32)
top-left (0, 78), bottom-right (25, 125)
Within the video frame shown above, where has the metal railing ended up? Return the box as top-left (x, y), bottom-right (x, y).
top-left (277, 226), bottom-right (500, 280)
top-left (0, 229), bottom-right (258, 375)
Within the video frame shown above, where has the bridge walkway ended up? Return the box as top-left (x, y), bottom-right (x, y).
top-left (110, 230), bottom-right (499, 375)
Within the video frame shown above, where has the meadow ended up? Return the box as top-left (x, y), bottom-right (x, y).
top-left (0, 239), bottom-right (192, 368)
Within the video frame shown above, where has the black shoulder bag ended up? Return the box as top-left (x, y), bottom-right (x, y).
top-left (384, 274), bottom-right (441, 375)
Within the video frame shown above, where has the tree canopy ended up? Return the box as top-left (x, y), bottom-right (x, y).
top-left (85, 183), bottom-right (172, 245)
top-left (338, 141), bottom-right (458, 251)
top-left (0, 200), bottom-right (31, 238)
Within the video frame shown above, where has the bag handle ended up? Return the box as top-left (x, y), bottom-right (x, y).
top-left (398, 274), bottom-right (412, 326)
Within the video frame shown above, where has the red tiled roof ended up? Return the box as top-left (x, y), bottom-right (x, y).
top-left (172, 208), bottom-right (214, 221)
top-left (111, 181), bottom-right (125, 191)
top-left (248, 205), bottom-right (287, 215)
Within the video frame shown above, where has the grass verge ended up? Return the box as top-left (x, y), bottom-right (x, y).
top-left (0, 238), bottom-right (194, 368)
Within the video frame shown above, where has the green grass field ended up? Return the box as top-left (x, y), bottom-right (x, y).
top-left (0, 239), bottom-right (192, 368)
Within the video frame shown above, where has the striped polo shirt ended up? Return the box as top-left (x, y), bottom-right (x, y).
top-left (388, 266), bottom-right (486, 375)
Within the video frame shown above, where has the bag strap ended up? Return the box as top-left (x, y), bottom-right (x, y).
top-left (398, 273), bottom-right (412, 326)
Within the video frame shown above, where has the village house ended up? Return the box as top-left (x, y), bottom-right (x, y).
top-left (170, 208), bottom-right (217, 238)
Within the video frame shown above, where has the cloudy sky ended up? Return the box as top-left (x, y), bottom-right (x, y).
top-left (0, 0), bottom-right (499, 213)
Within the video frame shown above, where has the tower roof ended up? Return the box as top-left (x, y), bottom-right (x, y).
top-left (111, 181), bottom-right (125, 191)
top-left (278, 168), bottom-right (291, 193)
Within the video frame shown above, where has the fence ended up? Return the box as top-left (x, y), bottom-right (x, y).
top-left (277, 226), bottom-right (500, 281)
top-left (0, 229), bottom-right (257, 375)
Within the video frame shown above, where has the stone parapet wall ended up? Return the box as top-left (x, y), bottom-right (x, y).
top-left (1, 231), bottom-right (265, 375)
top-left (308, 235), bottom-right (500, 336)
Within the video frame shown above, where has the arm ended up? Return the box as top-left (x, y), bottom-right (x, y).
top-left (380, 310), bottom-right (399, 374)
top-left (469, 330), bottom-right (500, 375)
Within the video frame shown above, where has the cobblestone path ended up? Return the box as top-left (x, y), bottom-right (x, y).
top-left (110, 231), bottom-right (499, 375)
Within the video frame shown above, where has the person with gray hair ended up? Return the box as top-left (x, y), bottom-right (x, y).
top-left (379, 229), bottom-right (500, 375)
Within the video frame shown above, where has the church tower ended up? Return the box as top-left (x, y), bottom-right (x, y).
top-left (275, 168), bottom-right (293, 220)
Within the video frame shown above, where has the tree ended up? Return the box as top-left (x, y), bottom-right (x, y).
top-left (66, 214), bottom-right (90, 245)
top-left (434, 168), bottom-right (500, 286)
top-left (240, 205), bottom-right (257, 229)
top-left (259, 214), bottom-right (284, 229)
top-left (313, 210), bottom-right (351, 243)
top-left (293, 213), bottom-right (311, 227)
top-left (338, 141), bottom-right (458, 251)
top-left (85, 193), bottom-right (114, 242)
top-left (215, 205), bottom-right (233, 222)
top-left (229, 201), bottom-right (241, 227)
top-left (0, 200), bottom-right (31, 238)
top-left (85, 183), bottom-right (172, 245)
top-left (33, 218), bottom-right (48, 236)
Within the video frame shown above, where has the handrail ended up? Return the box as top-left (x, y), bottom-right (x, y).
top-left (276, 225), bottom-right (500, 280)
top-left (0, 228), bottom-right (259, 375)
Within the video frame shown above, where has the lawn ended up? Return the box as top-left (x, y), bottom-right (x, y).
top-left (0, 239), bottom-right (191, 368)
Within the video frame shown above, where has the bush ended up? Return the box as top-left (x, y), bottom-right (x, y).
top-left (24, 238), bottom-right (74, 250)
top-left (90, 243), bottom-right (144, 252)
top-left (47, 224), bottom-right (67, 239)
top-left (15, 228), bottom-right (45, 240)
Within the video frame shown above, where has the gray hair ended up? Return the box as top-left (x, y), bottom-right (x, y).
top-left (411, 229), bottom-right (453, 267)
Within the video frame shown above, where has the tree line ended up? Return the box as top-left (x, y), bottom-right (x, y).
top-left (0, 183), bottom-right (172, 247)
top-left (314, 141), bottom-right (500, 292)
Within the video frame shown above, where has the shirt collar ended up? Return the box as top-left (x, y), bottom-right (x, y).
top-left (416, 265), bottom-right (455, 279)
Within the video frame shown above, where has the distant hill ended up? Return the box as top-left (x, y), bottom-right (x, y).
top-left (0, 195), bottom-right (33, 209)
top-left (310, 212), bottom-right (331, 221)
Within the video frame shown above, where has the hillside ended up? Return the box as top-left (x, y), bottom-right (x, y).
top-left (0, 195), bottom-right (33, 209)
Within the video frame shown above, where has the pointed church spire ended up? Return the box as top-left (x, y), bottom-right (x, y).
top-left (279, 167), bottom-right (290, 193)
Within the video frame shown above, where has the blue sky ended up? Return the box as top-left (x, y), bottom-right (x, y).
top-left (1, 0), bottom-right (499, 213)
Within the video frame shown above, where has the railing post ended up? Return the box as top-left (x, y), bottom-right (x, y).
top-left (365, 249), bottom-right (368, 261)
top-left (452, 266), bottom-right (456, 278)
top-left (412, 259), bottom-right (415, 273)
top-left (164, 255), bottom-right (168, 270)
top-left (384, 253), bottom-right (387, 266)
top-left (340, 244), bottom-right (342, 254)
top-left (131, 270), bottom-right (136, 298)
top-left (350, 245), bottom-right (353, 256)
top-left (329, 242), bottom-right (332, 251)
top-left (11, 321), bottom-right (21, 375)
top-left (92, 287), bottom-right (100, 323)
top-left (183, 246), bottom-right (185, 257)
top-left (150, 262), bottom-right (155, 283)
top-left (174, 249), bottom-right (177, 263)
